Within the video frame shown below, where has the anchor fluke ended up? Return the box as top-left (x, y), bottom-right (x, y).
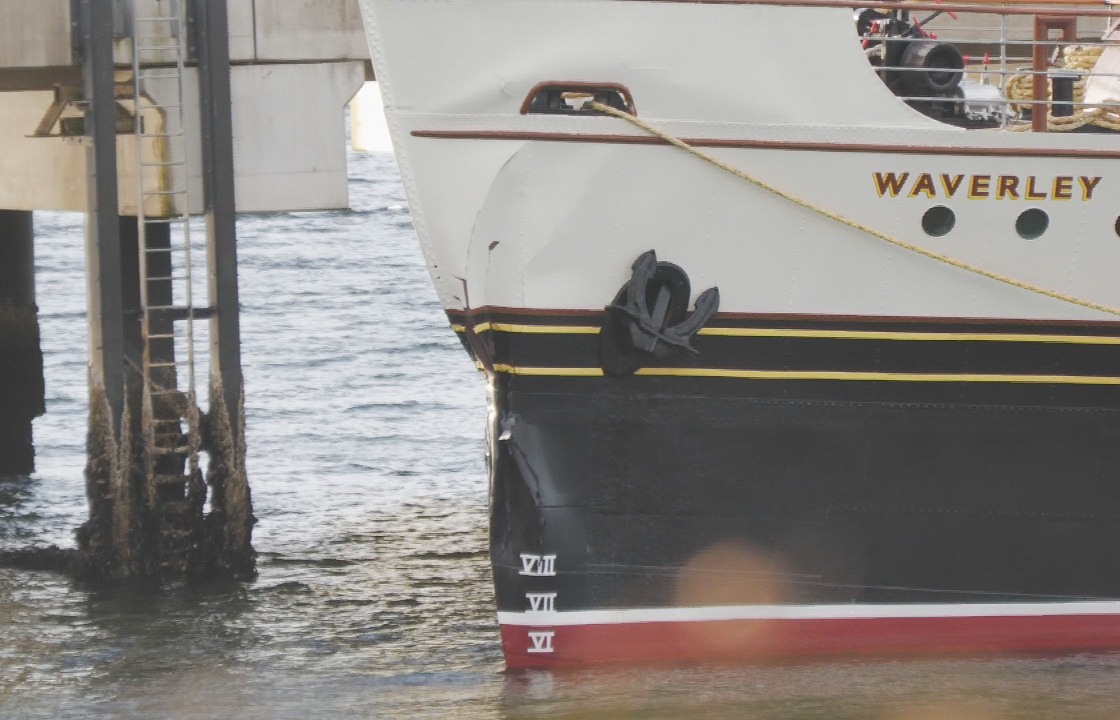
top-left (600, 250), bottom-right (720, 376)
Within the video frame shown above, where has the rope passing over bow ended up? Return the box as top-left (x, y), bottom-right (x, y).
top-left (583, 98), bottom-right (1120, 319)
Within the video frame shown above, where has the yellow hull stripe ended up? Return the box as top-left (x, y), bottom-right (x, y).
top-left (491, 363), bottom-right (1120, 385)
top-left (697, 328), bottom-right (1120, 345)
top-left (452, 322), bottom-right (1120, 346)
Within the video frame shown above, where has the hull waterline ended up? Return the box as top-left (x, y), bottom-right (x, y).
top-left (358, 0), bottom-right (1120, 666)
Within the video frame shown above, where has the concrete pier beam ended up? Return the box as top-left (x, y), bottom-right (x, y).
top-left (0, 210), bottom-right (45, 475)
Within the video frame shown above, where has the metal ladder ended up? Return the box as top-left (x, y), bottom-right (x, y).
top-left (130, 0), bottom-right (205, 508)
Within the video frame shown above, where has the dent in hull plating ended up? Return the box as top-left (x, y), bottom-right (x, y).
top-left (358, 0), bottom-right (1120, 666)
top-left (472, 310), bottom-right (1120, 666)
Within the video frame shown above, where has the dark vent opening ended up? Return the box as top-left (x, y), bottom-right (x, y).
top-left (522, 83), bottom-right (635, 116)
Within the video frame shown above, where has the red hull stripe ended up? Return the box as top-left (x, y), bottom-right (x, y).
top-left (498, 603), bottom-right (1120, 667)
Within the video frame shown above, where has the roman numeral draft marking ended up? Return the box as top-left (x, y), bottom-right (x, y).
top-left (519, 553), bottom-right (557, 576)
top-left (528, 631), bottom-right (555, 654)
top-left (527, 592), bottom-right (557, 612)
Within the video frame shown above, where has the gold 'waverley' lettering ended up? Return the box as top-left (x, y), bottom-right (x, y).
top-left (873, 172), bottom-right (1102, 201)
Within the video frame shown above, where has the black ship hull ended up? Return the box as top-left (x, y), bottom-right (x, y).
top-left (457, 308), bottom-right (1120, 667)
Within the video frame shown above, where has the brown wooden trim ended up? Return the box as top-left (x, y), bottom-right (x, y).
top-left (448, 306), bottom-right (1120, 330)
top-left (412, 129), bottom-right (1120, 160)
top-left (449, 307), bottom-right (607, 321)
top-left (1033, 16), bottom-right (1079, 133)
top-left (634, 0), bottom-right (1120, 19)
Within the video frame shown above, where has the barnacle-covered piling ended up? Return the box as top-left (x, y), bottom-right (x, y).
top-left (72, 377), bottom-right (256, 581)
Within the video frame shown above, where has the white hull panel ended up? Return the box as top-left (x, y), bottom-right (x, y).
top-left (360, 0), bottom-right (1120, 321)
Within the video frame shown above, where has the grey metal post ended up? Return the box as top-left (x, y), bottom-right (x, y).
top-left (193, 0), bottom-right (243, 430)
top-left (79, 0), bottom-right (125, 438)
top-left (192, 0), bottom-right (255, 579)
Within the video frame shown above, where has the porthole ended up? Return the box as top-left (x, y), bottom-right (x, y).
top-left (921, 206), bottom-right (955, 237)
top-left (1016, 208), bottom-right (1049, 240)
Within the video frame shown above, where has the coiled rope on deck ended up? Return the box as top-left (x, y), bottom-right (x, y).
top-left (999, 47), bottom-right (1120, 132)
top-left (583, 98), bottom-right (1120, 318)
top-left (1005, 46), bottom-right (1097, 112)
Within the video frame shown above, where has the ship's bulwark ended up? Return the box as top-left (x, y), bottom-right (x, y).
top-left (465, 309), bottom-right (1120, 666)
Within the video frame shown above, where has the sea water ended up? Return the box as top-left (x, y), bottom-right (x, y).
top-left (2, 149), bottom-right (1120, 719)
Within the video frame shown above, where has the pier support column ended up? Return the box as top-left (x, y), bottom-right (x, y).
top-left (75, 0), bottom-right (139, 578)
top-left (0, 210), bottom-right (45, 475)
top-left (195, 0), bottom-right (256, 579)
top-left (73, 0), bottom-right (255, 581)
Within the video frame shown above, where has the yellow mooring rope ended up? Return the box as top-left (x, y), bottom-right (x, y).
top-left (584, 99), bottom-right (1120, 318)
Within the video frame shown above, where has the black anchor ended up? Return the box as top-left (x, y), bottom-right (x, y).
top-left (600, 250), bottom-right (720, 376)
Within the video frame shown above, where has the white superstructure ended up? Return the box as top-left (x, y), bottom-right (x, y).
top-left (359, 0), bottom-right (1120, 323)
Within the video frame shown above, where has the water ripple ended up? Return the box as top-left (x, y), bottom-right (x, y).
top-left (7, 143), bottom-right (1120, 720)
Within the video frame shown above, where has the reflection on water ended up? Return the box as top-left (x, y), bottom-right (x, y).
top-left (498, 658), bottom-right (1120, 720)
top-left (4, 151), bottom-right (1120, 719)
top-left (0, 504), bottom-right (500, 719)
